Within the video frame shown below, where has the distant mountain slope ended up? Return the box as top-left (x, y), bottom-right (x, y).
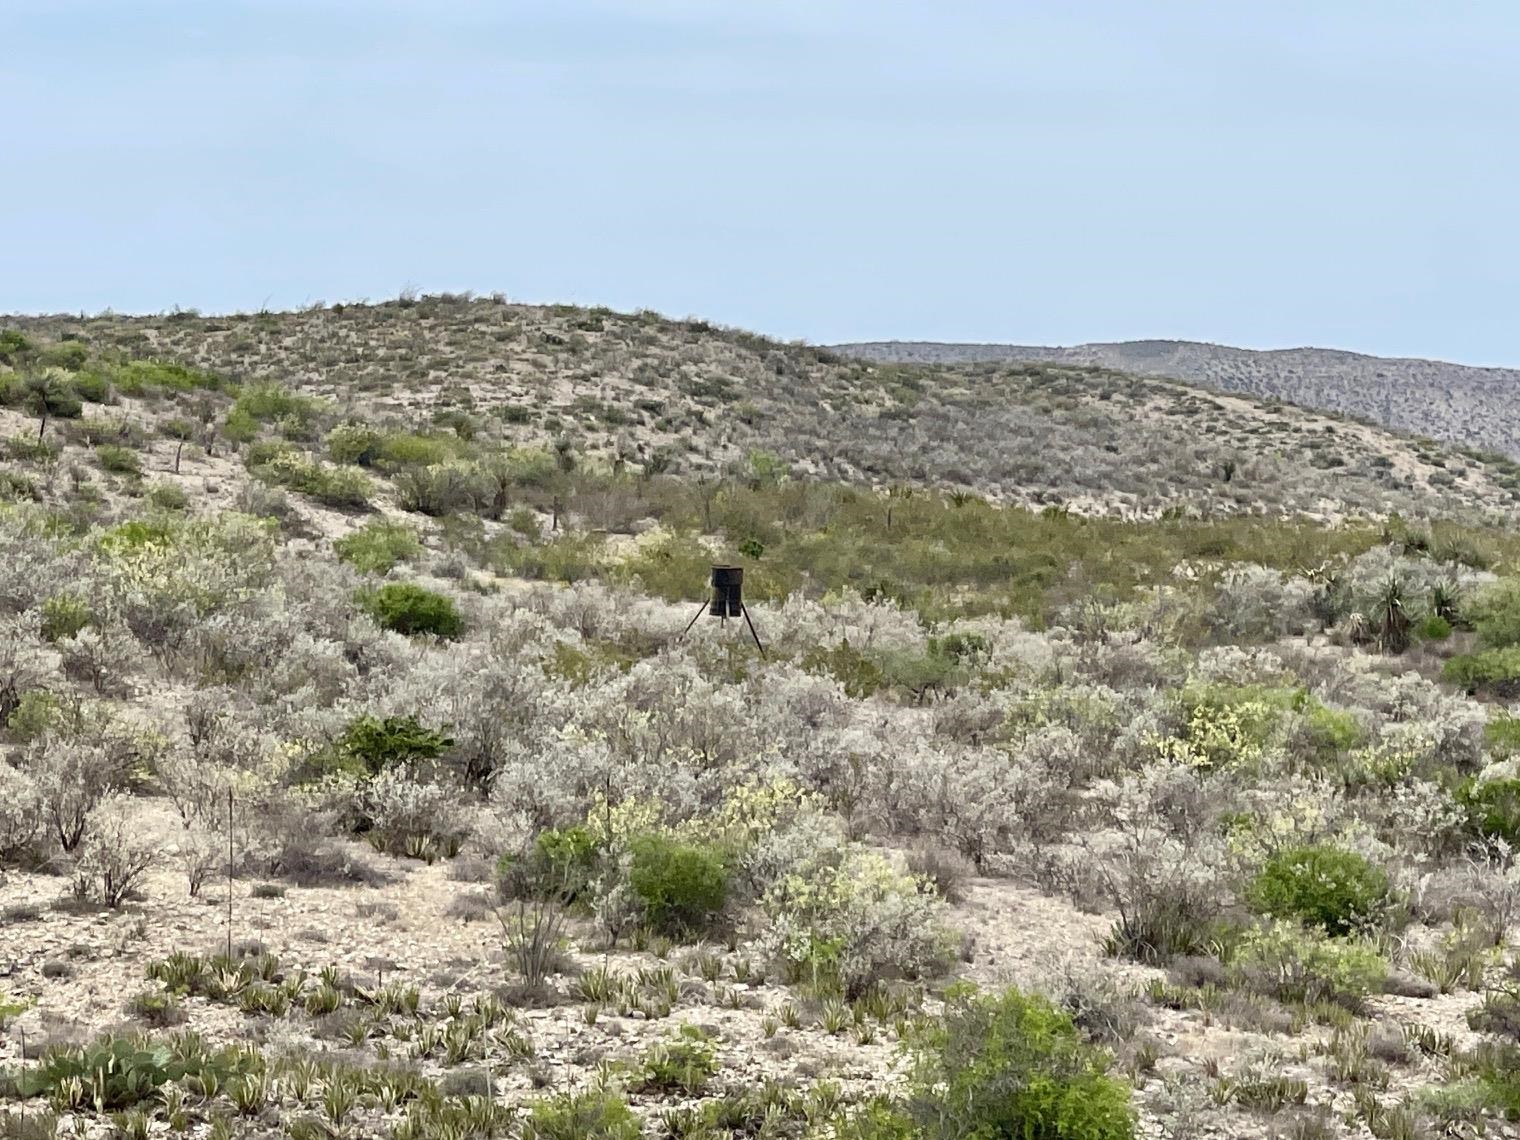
top-left (9, 299), bottom-right (1520, 521)
top-left (834, 339), bottom-right (1520, 460)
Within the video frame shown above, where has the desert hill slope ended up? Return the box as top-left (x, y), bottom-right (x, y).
top-left (836, 337), bottom-right (1520, 461)
top-left (9, 297), bottom-right (1520, 1138)
top-left (10, 297), bottom-right (1520, 521)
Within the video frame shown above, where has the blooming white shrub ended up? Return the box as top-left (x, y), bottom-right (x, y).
top-left (363, 764), bottom-right (471, 858)
top-left (758, 841), bottom-right (955, 996)
top-left (0, 762), bottom-right (45, 864)
top-left (70, 794), bottom-right (157, 907)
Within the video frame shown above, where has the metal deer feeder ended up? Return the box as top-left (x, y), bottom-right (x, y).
top-left (682, 565), bottom-right (766, 656)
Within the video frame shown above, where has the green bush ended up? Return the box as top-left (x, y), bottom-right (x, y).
top-left (72, 369), bottom-right (113, 403)
top-left (39, 594), bottom-right (92, 642)
top-left (326, 422), bottom-right (384, 466)
top-left (223, 406), bottom-right (260, 444)
top-left (1468, 578), bottom-right (1520, 649)
top-left (374, 431), bottom-right (466, 470)
top-left (248, 447), bottom-right (373, 508)
top-left (631, 1024), bottom-right (719, 1095)
top-left (147, 483), bottom-right (189, 512)
top-left (111, 360), bottom-right (223, 395)
top-left (1446, 647), bottom-right (1520, 695)
top-left (333, 714), bottom-right (454, 777)
top-left (903, 984), bottom-right (1134, 1140)
top-left (497, 825), bottom-right (601, 902)
top-left (1486, 715), bottom-right (1520, 757)
top-left (334, 519), bottom-right (422, 574)
top-left (37, 342), bottom-right (89, 371)
top-left (521, 1089), bottom-right (642, 1140)
top-left (1248, 844), bottom-right (1389, 936)
top-left (392, 461), bottom-right (489, 516)
top-left (95, 444), bottom-right (141, 475)
top-left (357, 582), bottom-right (464, 638)
top-left (21, 374), bottom-right (83, 422)
top-left (232, 383), bottom-right (324, 426)
top-left (1419, 614), bottom-right (1454, 641)
top-left (1231, 920), bottom-right (1387, 1008)
top-left (1458, 777), bottom-right (1520, 847)
top-left (628, 832), bottom-right (729, 938)
top-left (831, 1100), bottom-right (917, 1140)
top-left (0, 329), bottom-right (34, 365)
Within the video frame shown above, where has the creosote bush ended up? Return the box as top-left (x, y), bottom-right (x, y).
top-left (334, 518), bottom-right (423, 574)
top-left (628, 832), bottom-right (730, 939)
top-left (901, 983), bottom-right (1134, 1140)
top-left (521, 1088), bottom-right (642, 1140)
top-left (1248, 844), bottom-right (1390, 937)
top-left (356, 582), bottom-right (464, 638)
top-left (1232, 921), bottom-right (1388, 1009)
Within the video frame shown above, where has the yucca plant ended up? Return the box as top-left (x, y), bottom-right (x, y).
top-left (1371, 574), bottom-right (1412, 653)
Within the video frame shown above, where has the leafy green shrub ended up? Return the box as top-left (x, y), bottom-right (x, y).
top-left (1467, 578), bottom-right (1520, 648)
top-left (1446, 647), bottom-right (1520, 695)
top-left (1457, 777), bottom-right (1520, 847)
top-left (1248, 844), bottom-right (1389, 936)
top-left (495, 531), bottom-right (606, 584)
top-left (126, 989), bottom-right (186, 1028)
top-left (0, 329), bottom-right (34, 364)
top-left (325, 422), bottom-right (384, 466)
top-left (332, 714), bottom-right (454, 777)
top-left (111, 360), bottom-right (223, 395)
top-left (37, 342), bottom-right (88, 371)
top-left (375, 431), bottom-right (467, 471)
top-left (147, 483), bottom-right (188, 511)
top-left (95, 444), bottom-right (141, 475)
top-left (39, 594), bottom-right (92, 642)
top-left (762, 846), bottom-right (955, 997)
top-left (628, 832), bottom-right (729, 939)
top-left (831, 1100), bottom-right (917, 1140)
top-left (357, 582), bottom-right (464, 638)
top-left (1419, 614), bottom-right (1454, 641)
top-left (17, 374), bottom-right (83, 423)
top-left (72, 369), bottom-right (113, 403)
top-left (290, 712), bottom-right (455, 785)
top-left (0, 990), bottom-right (33, 1029)
top-left (248, 447), bottom-right (373, 508)
top-left (392, 461), bottom-right (489, 516)
top-left (1486, 715), bottom-right (1520, 757)
top-left (232, 383), bottom-right (324, 427)
top-left (902, 984), bottom-right (1134, 1140)
top-left (1231, 920), bottom-right (1388, 1009)
top-left (498, 825), bottom-right (601, 903)
top-left (334, 519), bottom-right (422, 574)
top-left (631, 1024), bottom-right (719, 1095)
top-left (521, 1089), bottom-right (642, 1140)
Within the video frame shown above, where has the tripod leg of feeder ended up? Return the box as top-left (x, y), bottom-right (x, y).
top-left (741, 605), bottom-right (767, 659)
top-left (681, 601), bottom-right (707, 637)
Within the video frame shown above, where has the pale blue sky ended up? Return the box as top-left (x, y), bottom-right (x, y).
top-left (5, 1), bottom-right (1519, 363)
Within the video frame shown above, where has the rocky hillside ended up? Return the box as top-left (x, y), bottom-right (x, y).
top-left (10, 296), bottom-right (1520, 1138)
top-left (836, 338), bottom-right (1520, 461)
top-left (10, 297), bottom-right (1520, 522)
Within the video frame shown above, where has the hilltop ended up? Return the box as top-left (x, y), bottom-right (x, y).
top-left (836, 337), bottom-right (1520, 461)
top-left (10, 296), bottom-right (1520, 522)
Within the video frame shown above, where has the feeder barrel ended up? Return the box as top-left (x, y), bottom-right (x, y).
top-left (710, 565), bottom-right (744, 617)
